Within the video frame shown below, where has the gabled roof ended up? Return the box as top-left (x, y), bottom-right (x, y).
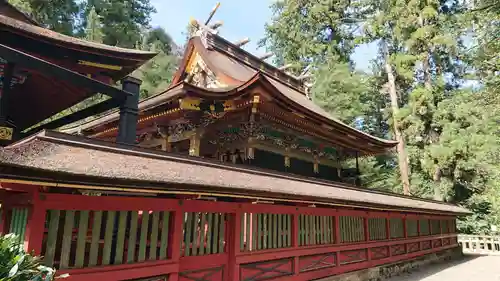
top-left (65, 32), bottom-right (397, 154)
top-left (0, 130), bottom-right (469, 215)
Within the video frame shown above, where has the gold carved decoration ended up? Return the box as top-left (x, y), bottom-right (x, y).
top-left (0, 126), bottom-right (13, 140)
top-left (168, 130), bottom-right (196, 143)
top-left (179, 97), bottom-right (202, 110)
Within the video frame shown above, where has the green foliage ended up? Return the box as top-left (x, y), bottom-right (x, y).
top-left (83, 0), bottom-right (156, 48)
top-left (144, 27), bottom-right (174, 54)
top-left (84, 6), bottom-right (104, 43)
top-left (0, 234), bottom-right (64, 281)
top-left (312, 62), bottom-right (371, 125)
top-left (133, 36), bottom-right (178, 99)
top-left (26, 0), bottom-right (80, 35)
top-left (7, 0), bottom-right (32, 14)
top-left (265, 0), bottom-right (500, 234)
top-left (261, 0), bottom-right (367, 72)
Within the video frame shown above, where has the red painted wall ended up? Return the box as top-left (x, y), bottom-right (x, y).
top-left (1, 184), bottom-right (459, 281)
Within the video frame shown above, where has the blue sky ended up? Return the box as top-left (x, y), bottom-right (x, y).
top-left (150, 0), bottom-right (377, 72)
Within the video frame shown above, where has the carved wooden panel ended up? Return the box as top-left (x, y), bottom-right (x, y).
top-left (370, 246), bottom-right (389, 260)
top-left (240, 258), bottom-right (293, 281)
top-left (443, 237), bottom-right (451, 246)
top-left (422, 241), bottom-right (432, 250)
top-left (299, 253), bottom-right (336, 272)
top-left (179, 266), bottom-right (224, 281)
top-left (433, 239), bottom-right (443, 248)
top-left (339, 249), bottom-right (367, 265)
top-left (407, 242), bottom-right (420, 253)
top-left (390, 244), bottom-right (406, 256)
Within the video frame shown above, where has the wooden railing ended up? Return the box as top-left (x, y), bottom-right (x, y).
top-left (458, 235), bottom-right (500, 255)
top-left (1, 191), bottom-right (460, 281)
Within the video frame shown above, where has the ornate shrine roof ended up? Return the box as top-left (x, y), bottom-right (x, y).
top-left (0, 130), bottom-right (469, 215)
top-left (65, 30), bottom-right (397, 155)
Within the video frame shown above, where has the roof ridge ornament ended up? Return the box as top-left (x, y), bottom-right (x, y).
top-left (189, 1), bottom-right (222, 45)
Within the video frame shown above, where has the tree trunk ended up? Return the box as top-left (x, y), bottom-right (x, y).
top-left (384, 61), bottom-right (411, 195)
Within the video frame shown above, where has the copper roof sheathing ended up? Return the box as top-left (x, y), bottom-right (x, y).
top-left (0, 131), bottom-right (469, 215)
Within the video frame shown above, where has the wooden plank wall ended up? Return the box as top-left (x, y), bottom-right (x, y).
top-left (3, 190), bottom-right (459, 281)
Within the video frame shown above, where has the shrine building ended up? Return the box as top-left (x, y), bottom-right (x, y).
top-left (0, 3), bottom-right (469, 281)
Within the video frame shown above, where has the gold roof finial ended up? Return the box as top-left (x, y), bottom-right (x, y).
top-left (189, 17), bottom-right (199, 28)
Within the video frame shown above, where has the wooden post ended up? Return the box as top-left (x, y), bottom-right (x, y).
top-left (117, 76), bottom-right (140, 145)
top-left (402, 215), bottom-right (407, 238)
top-left (24, 192), bottom-right (46, 255)
top-left (292, 213), bottom-right (300, 275)
top-left (161, 138), bottom-right (171, 152)
top-left (335, 213), bottom-right (341, 244)
top-left (189, 133), bottom-right (201, 156)
top-left (364, 214), bottom-right (371, 261)
top-left (228, 212), bottom-right (242, 281)
top-left (168, 204), bottom-right (184, 281)
top-left (386, 215), bottom-right (392, 257)
top-left (0, 62), bottom-right (16, 145)
top-left (385, 216), bottom-right (391, 240)
top-left (0, 206), bottom-right (4, 234)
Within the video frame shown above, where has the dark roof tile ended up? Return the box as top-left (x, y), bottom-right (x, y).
top-left (0, 131), bottom-right (469, 214)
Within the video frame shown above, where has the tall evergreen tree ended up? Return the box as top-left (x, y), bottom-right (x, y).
top-left (261, 0), bottom-right (367, 73)
top-left (7, 0), bottom-right (32, 14)
top-left (262, 0), bottom-right (397, 187)
top-left (82, 0), bottom-right (156, 48)
top-left (84, 6), bottom-right (104, 43)
top-left (27, 0), bottom-right (80, 35)
top-left (133, 28), bottom-right (179, 99)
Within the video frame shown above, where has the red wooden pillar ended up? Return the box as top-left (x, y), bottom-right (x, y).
top-left (417, 217), bottom-right (423, 250)
top-left (334, 212), bottom-right (341, 267)
top-left (364, 213), bottom-right (371, 261)
top-left (386, 215), bottom-right (392, 257)
top-left (168, 205), bottom-right (184, 281)
top-left (402, 215), bottom-right (408, 253)
top-left (0, 205), bottom-right (6, 234)
top-left (385, 216), bottom-right (391, 240)
top-left (429, 217), bottom-right (434, 249)
top-left (439, 217), bottom-right (445, 247)
top-left (228, 212), bottom-right (242, 281)
top-left (334, 213), bottom-right (341, 244)
top-left (24, 192), bottom-right (46, 254)
top-left (403, 215), bottom-right (408, 239)
top-left (292, 213), bottom-right (300, 276)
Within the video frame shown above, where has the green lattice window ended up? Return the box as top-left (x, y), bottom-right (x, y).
top-left (339, 216), bottom-right (365, 243)
top-left (240, 213), bottom-right (292, 251)
top-left (390, 218), bottom-right (404, 239)
top-left (9, 208), bottom-right (28, 244)
top-left (419, 219), bottom-right (430, 235)
top-left (368, 218), bottom-right (387, 240)
top-left (431, 219), bottom-right (441, 235)
top-left (183, 212), bottom-right (227, 257)
top-left (441, 219), bottom-right (449, 233)
top-left (406, 219), bottom-right (418, 237)
top-left (43, 209), bottom-right (172, 269)
top-left (298, 215), bottom-right (335, 246)
top-left (450, 219), bottom-right (456, 233)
